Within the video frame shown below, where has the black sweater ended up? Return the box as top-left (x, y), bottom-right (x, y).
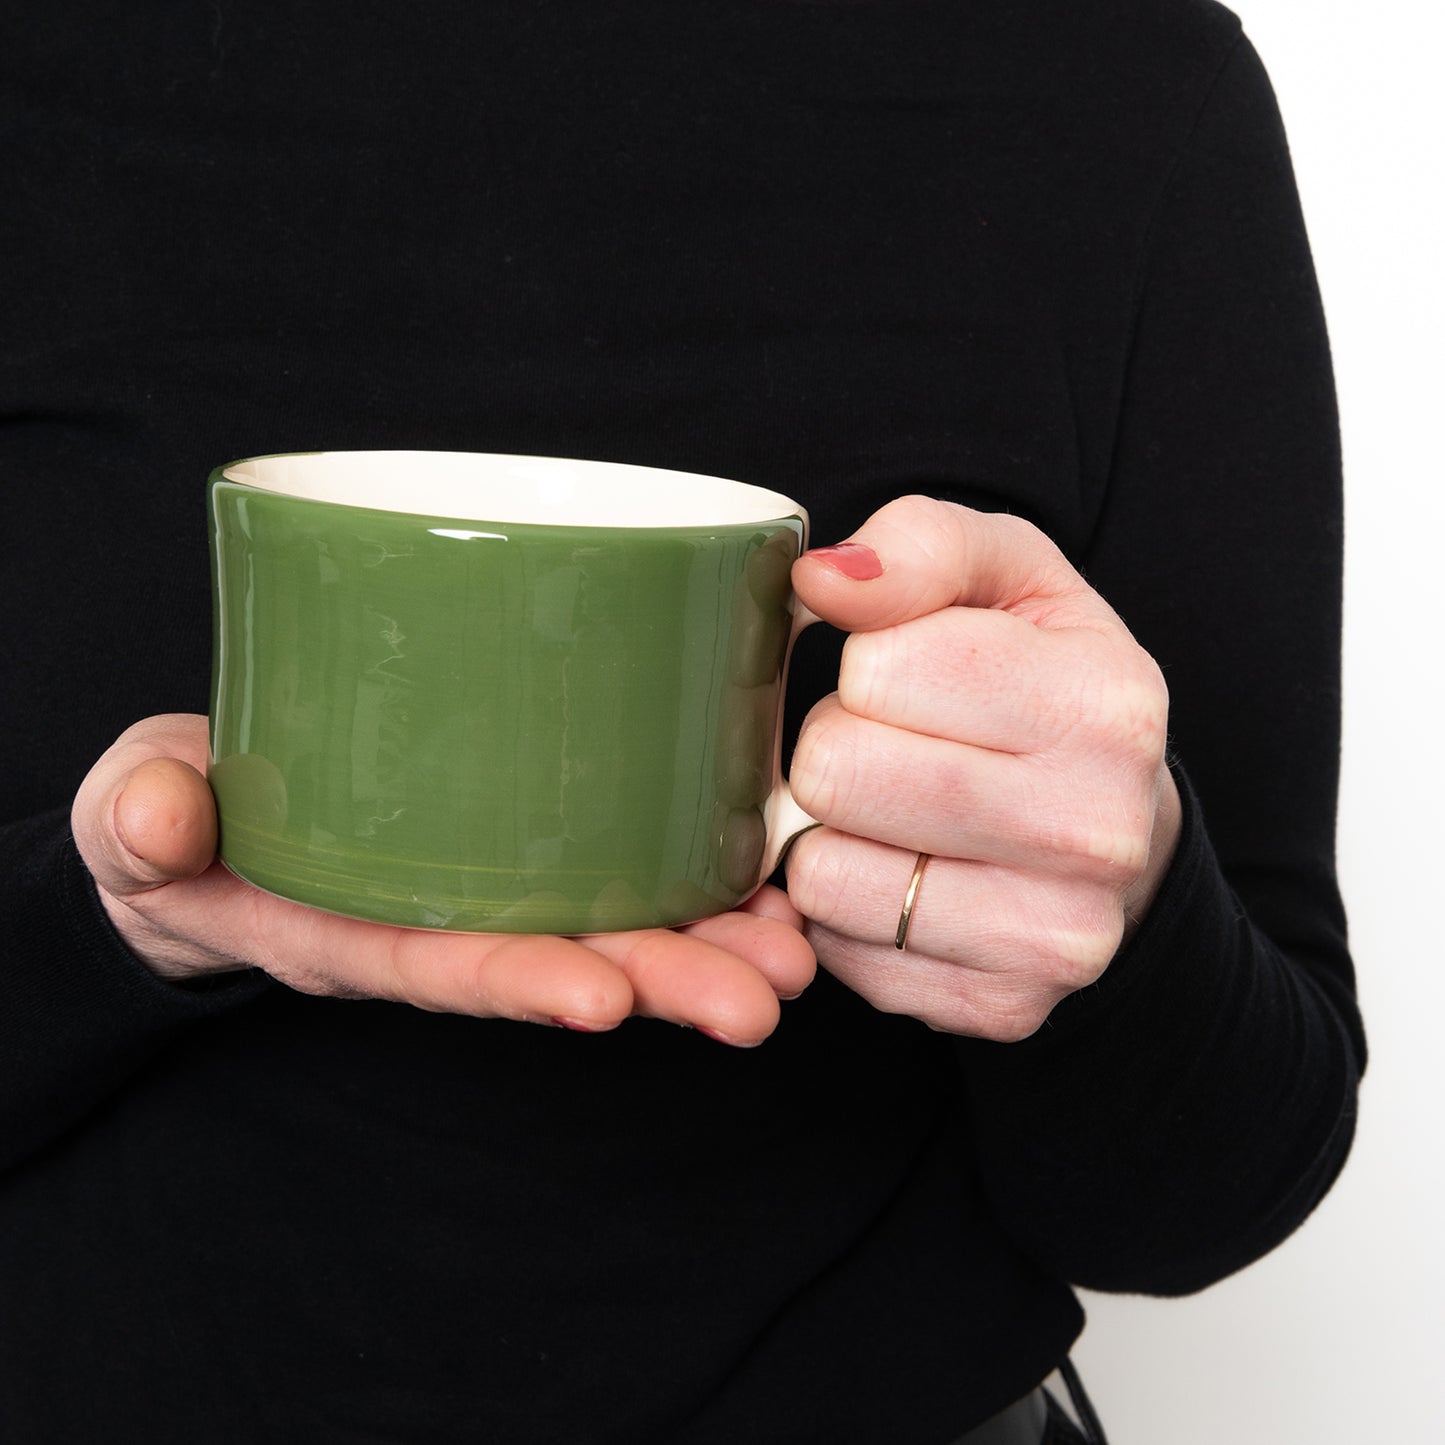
top-left (1, 2), bottom-right (1363, 1441)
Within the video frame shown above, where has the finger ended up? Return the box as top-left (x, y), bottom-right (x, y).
top-left (112, 758), bottom-right (218, 886)
top-left (582, 929), bottom-right (784, 1046)
top-left (790, 695), bottom-right (1155, 874)
top-left (786, 829), bottom-right (1124, 980)
top-left (732, 882), bottom-right (807, 928)
top-left (383, 927), bottom-right (637, 1029)
top-left (127, 859), bottom-right (640, 1026)
top-left (837, 605), bottom-right (1117, 751)
top-left (792, 695), bottom-right (1139, 871)
top-left (680, 890), bottom-right (817, 1000)
top-left (803, 919), bottom-right (1067, 1042)
top-left (793, 495), bottom-right (1120, 635)
top-left (72, 714), bottom-right (218, 898)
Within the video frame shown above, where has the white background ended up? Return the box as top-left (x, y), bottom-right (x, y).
top-left (1073, 2), bottom-right (1445, 1441)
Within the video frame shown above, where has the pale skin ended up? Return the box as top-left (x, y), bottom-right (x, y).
top-left (71, 497), bottom-right (1180, 1046)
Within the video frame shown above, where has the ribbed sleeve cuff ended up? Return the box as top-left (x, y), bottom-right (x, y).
top-left (960, 765), bottom-right (1362, 1292)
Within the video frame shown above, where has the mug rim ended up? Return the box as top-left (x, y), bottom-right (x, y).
top-left (211, 450), bottom-right (808, 531)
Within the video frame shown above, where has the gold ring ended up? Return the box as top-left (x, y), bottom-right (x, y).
top-left (894, 852), bottom-right (931, 951)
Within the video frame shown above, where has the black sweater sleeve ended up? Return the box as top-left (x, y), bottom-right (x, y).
top-left (958, 34), bottom-right (1364, 1295)
top-left (0, 810), bottom-right (271, 1172)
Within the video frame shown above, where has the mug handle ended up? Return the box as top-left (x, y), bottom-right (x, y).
top-left (760, 603), bottom-right (824, 877)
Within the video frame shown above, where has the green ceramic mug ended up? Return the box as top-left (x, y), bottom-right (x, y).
top-left (208, 450), bottom-right (816, 934)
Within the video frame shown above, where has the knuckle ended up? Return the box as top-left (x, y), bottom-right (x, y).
top-left (781, 840), bottom-right (824, 923)
top-left (1086, 825), bottom-right (1153, 885)
top-left (875, 496), bottom-right (970, 610)
top-left (916, 967), bottom-right (1058, 1043)
top-left (791, 706), bottom-right (868, 824)
top-left (293, 918), bottom-right (392, 1003)
top-left (387, 928), bottom-right (442, 1009)
top-left (785, 834), bottom-right (864, 930)
top-left (838, 629), bottom-right (905, 722)
top-left (1098, 656), bottom-right (1170, 761)
top-left (990, 509), bottom-right (1053, 556)
top-left (1044, 918), bottom-right (1125, 989)
top-left (1030, 804), bottom-right (1152, 886)
top-left (1051, 636), bottom-right (1168, 760)
top-left (973, 994), bottom-right (1055, 1044)
top-left (884, 493), bottom-right (959, 534)
top-left (616, 929), bottom-right (678, 986)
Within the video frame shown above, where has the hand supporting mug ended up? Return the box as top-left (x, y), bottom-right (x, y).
top-left (72, 713), bottom-right (815, 1045)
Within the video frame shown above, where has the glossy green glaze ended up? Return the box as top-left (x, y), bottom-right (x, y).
top-left (208, 466), bottom-right (806, 933)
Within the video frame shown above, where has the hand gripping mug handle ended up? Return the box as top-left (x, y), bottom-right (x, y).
top-left (760, 602), bottom-right (824, 877)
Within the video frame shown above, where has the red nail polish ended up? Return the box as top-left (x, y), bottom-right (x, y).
top-left (552, 1016), bottom-right (603, 1033)
top-left (697, 1026), bottom-right (764, 1049)
top-left (805, 542), bottom-right (883, 580)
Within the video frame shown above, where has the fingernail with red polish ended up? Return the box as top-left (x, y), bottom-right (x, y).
top-left (805, 542), bottom-right (883, 580)
top-left (552, 1016), bottom-right (608, 1033)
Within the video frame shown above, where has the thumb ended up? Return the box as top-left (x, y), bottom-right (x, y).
top-left (72, 715), bottom-right (219, 899)
top-left (793, 494), bottom-right (1109, 634)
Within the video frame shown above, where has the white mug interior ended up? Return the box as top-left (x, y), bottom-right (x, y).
top-left (219, 450), bottom-right (805, 529)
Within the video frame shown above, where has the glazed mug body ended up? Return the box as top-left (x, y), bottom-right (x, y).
top-left (208, 450), bottom-right (810, 933)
